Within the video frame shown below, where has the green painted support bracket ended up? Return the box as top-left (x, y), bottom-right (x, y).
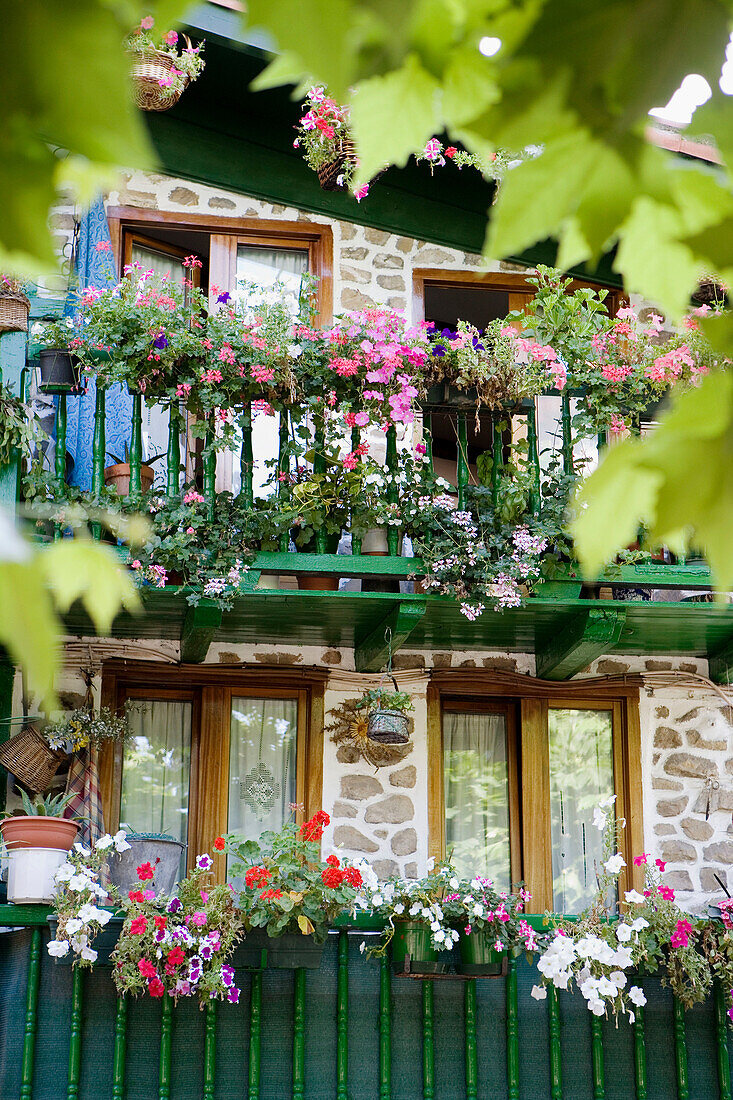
top-left (536, 608), bottom-right (626, 681)
top-left (354, 602), bottom-right (426, 673)
top-left (709, 634), bottom-right (733, 685)
top-left (180, 600), bottom-right (223, 663)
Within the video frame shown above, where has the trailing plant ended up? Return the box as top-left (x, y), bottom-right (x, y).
top-left (441, 877), bottom-right (539, 957)
top-left (47, 831), bottom-right (131, 962)
top-left (0, 383), bottom-right (47, 468)
top-left (356, 860), bottom-right (463, 957)
top-left (355, 688), bottom-right (414, 715)
top-left (126, 17), bottom-right (205, 94)
top-left (43, 702), bottom-right (136, 752)
top-left (223, 811), bottom-right (364, 943)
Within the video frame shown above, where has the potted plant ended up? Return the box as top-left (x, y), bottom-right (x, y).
top-left (43, 702), bottom-right (135, 754)
top-left (0, 383), bottom-right (47, 470)
top-left (107, 830), bottom-right (185, 899)
top-left (223, 810), bottom-right (363, 969)
top-left (1, 791), bottom-right (81, 904)
top-left (126, 17), bottom-right (205, 112)
top-left (295, 87), bottom-right (360, 193)
top-left (35, 317), bottom-right (87, 393)
top-left (0, 275), bottom-right (31, 333)
top-left (355, 681), bottom-right (414, 745)
top-left (104, 445), bottom-right (163, 496)
top-left (442, 877), bottom-right (535, 976)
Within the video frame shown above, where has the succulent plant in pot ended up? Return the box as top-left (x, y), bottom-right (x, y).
top-left (1, 791), bottom-right (82, 904)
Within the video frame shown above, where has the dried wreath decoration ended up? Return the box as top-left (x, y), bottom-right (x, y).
top-left (326, 698), bottom-right (414, 769)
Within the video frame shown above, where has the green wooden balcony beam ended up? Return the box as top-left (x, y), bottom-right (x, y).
top-left (253, 552), bottom-right (423, 578)
top-left (180, 600), bottom-right (223, 664)
top-left (536, 608), bottom-right (627, 681)
top-left (354, 602), bottom-right (426, 673)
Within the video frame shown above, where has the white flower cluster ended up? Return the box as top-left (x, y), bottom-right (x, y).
top-left (47, 831), bottom-right (130, 962)
top-left (532, 927), bottom-right (647, 1020)
top-left (357, 873), bottom-right (461, 952)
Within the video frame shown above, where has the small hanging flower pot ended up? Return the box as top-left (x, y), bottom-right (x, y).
top-left (357, 645), bottom-right (413, 745)
top-left (126, 19), bottom-right (205, 113)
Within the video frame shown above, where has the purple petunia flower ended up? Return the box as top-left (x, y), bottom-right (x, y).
top-left (227, 987), bottom-right (240, 1004)
top-left (200, 944), bottom-right (213, 961)
top-left (431, 345), bottom-right (446, 357)
top-left (217, 292), bottom-right (231, 304)
top-left (196, 853), bottom-right (213, 871)
top-left (153, 333), bottom-right (169, 350)
top-left (167, 897), bottom-right (183, 914)
top-left (221, 965), bottom-right (235, 988)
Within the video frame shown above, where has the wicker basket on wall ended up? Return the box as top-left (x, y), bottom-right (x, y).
top-left (0, 291), bottom-right (30, 334)
top-left (0, 726), bottom-right (66, 793)
top-left (317, 137), bottom-right (358, 191)
top-left (128, 48), bottom-right (190, 112)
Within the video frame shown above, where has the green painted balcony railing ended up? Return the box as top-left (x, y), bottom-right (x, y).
top-left (0, 907), bottom-right (732, 1100)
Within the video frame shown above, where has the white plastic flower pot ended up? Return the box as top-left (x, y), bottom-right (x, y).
top-left (7, 847), bottom-right (68, 904)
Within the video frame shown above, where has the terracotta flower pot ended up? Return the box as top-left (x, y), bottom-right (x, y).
top-left (1, 815), bottom-right (79, 851)
top-left (104, 463), bottom-right (155, 496)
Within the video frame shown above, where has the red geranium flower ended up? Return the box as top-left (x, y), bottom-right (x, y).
top-left (300, 810), bottom-right (330, 842)
top-left (138, 959), bottom-right (157, 978)
top-left (148, 977), bottom-right (166, 997)
top-left (213, 836), bottom-right (226, 851)
top-left (245, 865), bottom-right (272, 890)
top-left (137, 862), bottom-right (155, 881)
top-left (130, 916), bottom-right (148, 935)
top-left (326, 854), bottom-right (340, 868)
top-left (260, 888), bottom-right (284, 900)
top-left (322, 867), bottom-right (345, 889)
top-left (344, 866), bottom-right (363, 888)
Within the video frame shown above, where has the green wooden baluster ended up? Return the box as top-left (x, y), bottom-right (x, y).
top-left (248, 971), bottom-right (262, 1100)
top-left (203, 1000), bottom-right (216, 1100)
top-left (673, 996), bottom-right (689, 1100)
top-left (715, 982), bottom-right (732, 1100)
top-left (292, 968), bottom-right (306, 1100)
top-left (527, 403), bottom-right (541, 515)
top-left (633, 997), bottom-right (647, 1100)
top-left (313, 414), bottom-right (327, 554)
top-left (423, 412), bottom-right (434, 473)
top-left (379, 954), bottom-right (391, 1100)
top-left (591, 1015), bottom-right (605, 1100)
top-left (91, 384), bottom-right (106, 540)
top-left (465, 980), bottom-right (478, 1100)
top-left (386, 426), bottom-right (399, 556)
top-left (561, 392), bottom-right (573, 476)
top-left (350, 427), bottom-right (362, 555)
top-left (278, 410), bottom-right (289, 552)
top-left (166, 406), bottom-right (180, 498)
top-left (597, 430), bottom-right (608, 453)
top-left (158, 994), bottom-right (173, 1100)
top-left (203, 418), bottom-right (216, 522)
top-left (491, 412), bottom-right (502, 513)
top-left (112, 996), bottom-right (127, 1100)
top-left (506, 954), bottom-right (520, 1100)
top-left (67, 966), bottom-right (83, 1100)
top-left (20, 928), bottom-right (41, 1100)
top-left (422, 981), bottom-right (434, 1100)
top-left (456, 413), bottom-right (469, 512)
top-left (337, 932), bottom-right (349, 1100)
top-left (240, 401), bottom-right (254, 507)
top-left (53, 393), bottom-right (67, 541)
top-left (548, 984), bottom-right (562, 1100)
top-left (129, 393), bottom-right (143, 503)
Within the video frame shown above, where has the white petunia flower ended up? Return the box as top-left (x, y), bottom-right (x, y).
top-left (48, 939), bottom-right (70, 957)
top-left (393, 903), bottom-right (404, 915)
top-left (599, 794), bottom-right (617, 810)
top-left (66, 918), bottom-right (83, 935)
top-left (531, 984), bottom-right (547, 1000)
top-left (95, 834), bottom-right (114, 850)
top-left (593, 808), bottom-right (608, 831)
top-left (372, 894), bottom-right (383, 907)
top-left (628, 985), bottom-right (647, 1007)
top-left (624, 890), bottom-right (645, 905)
top-left (54, 862), bottom-right (75, 882)
top-left (610, 970), bottom-right (627, 988)
top-left (604, 853), bottom-right (626, 875)
top-left (630, 918), bottom-right (649, 932)
top-left (615, 923), bottom-right (633, 943)
top-left (80, 946), bottom-right (98, 962)
top-left (113, 830), bottom-right (131, 853)
top-left (589, 999), bottom-right (606, 1016)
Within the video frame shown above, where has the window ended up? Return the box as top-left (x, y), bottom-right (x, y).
top-left (100, 664), bottom-right (325, 883)
top-left (428, 674), bottom-right (643, 913)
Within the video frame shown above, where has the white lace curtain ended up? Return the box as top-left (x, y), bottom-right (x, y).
top-left (120, 700), bottom-right (192, 844)
top-left (228, 697), bottom-right (298, 837)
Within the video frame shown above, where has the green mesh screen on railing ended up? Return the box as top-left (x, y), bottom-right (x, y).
top-left (1, 925), bottom-right (731, 1100)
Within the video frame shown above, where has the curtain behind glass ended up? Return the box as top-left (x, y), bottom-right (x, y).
top-left (444, 711), bottom-right (511, 888)
top-left (131, 243), bottom-right (186, 284)
top-left (120, 700), bottom-right (192, 845)
top-left (549, 708), bottom-right (614, 914)
top-left (228, 697), bottom-right (298, 838)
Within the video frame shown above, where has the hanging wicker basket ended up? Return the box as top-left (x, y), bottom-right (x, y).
top-left (367, 708), bottom-right (410, 745)
top-left (317, 138), bottom-right (358, 191)
top-left (128, 47), bottom-right (190, 112)
top-left (0, 291), bottom-right (30, 334)
top-left (0, 726), bottom-right (66, 793)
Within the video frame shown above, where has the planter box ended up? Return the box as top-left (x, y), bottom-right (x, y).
top-left (232, 930), bottom-right (325, 970)
top-left (458, 930), bottom-right (505, 976)
top-left (47, 914), bottom-right (123, 967)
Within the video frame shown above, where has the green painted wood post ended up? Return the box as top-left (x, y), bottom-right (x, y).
top-left (66, 966), bottom-right (83, 1100)
top-left (491, 412), bottom-right (502, 512)
top-left (166, 406), bottom-right (180, 498)
top-left (203, 418), bottom-right (216, 523)
top-left (158, 994), bottom-right (173, 1100)
top-left (422, 981), bottom-right (434, 1100)
top-left (386, 426), bottom-right (399, 557)
top-left (53, 394), bottom-right (68, 541)
top-left (203, 1000), bottom-right (216, 1100)
top-left (715, 982), bottom-right (732, 1100)
top-left (350, 427), bottom-right (362, 555)
top-left (337, 931), bottom-right (349, 1100)
top-left (456, 413), bottom-right (469, 512)
top-left (527, 403), bottom-right (541, 515)
top-left (506, 954), bottom-right (520, 1100)
top-left (590, 1015), bottom-right (605, 1100)
top-left (633, 997), bottom-right (647, 1100)
top-left (313, 413), bottom-right (327, 554)
top-left (547, 984), bottom-right (562, 1100)
top-left (240, 401), bottom-right (254, 507)
top-left (673, 996), bottom-right (689, 1100)
top-left (379, 954), bottom-right (391, 1100)
top-left (91, 384), bottom-right (106, 540)
top-left (248, 971), bottom-right (262, 1100)
top-left (464, 980), bottom-right (478, 1100)
top-left (278, 410), bottom-right (289, 552)
top-left (112, 996), bottom-right (127, 1100)
top-left (292, 968), bottom-right (306, 1100)
top-left (128, 393), bottom-right (143, 503)
top-left (0, 331), bottom-right (25, 510)
top-left (560, 392), bottom-right (573, 476)
top-left (20, 927), bottom-right (41, 1100)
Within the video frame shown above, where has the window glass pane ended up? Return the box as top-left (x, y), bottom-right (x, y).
top-left (443, 711), bottom-right (511, 888)
top-left (228, 697), bottom-right (298, 839)
top-left (549, 708), bottom-right (614, 914)
top-left (120, 700), bottom-right (192, 846)
top-left (235, 246), bottom-right (308, 314)
top-left (130, 243), bottom-right (186, 285)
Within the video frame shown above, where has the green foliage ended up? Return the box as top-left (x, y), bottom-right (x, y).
top-left (13, 789), bottom-right (76, 818)
top-left (355, 687), bottom-right (414, 714)
top-left (0, 383), bottom-right (47, 468)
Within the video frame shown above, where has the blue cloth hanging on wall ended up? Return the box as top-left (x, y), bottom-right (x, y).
top-left (65, 199), bottom-right (133, 489)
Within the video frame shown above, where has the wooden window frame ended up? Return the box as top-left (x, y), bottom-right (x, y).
top-left (107, 206), bottom-right (334, 324)
top-left (100, 662), bottom-right (327, 882)
top-left (123, 231), bottom-right (201, 289)
top-left (412, 268), bottom-right (625, 323)
top-left (427, 671), bottom-right (644, 913)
